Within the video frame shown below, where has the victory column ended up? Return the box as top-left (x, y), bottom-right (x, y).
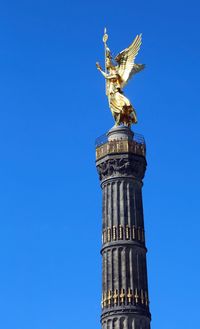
top-left (95, 29), bottom-right (151, 329)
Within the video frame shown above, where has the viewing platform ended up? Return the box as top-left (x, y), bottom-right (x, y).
top-left (95, 129), bottom-right (146, 160)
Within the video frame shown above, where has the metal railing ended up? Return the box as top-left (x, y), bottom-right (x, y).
top-left (95, 131), bottom-right (145, 148)
top-left (95, 130), bottom-right (146, 160)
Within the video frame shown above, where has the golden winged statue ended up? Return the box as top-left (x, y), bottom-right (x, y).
top-left (96, 29), bottom-right (145, 127)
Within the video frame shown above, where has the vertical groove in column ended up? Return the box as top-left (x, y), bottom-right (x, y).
top-left (140, 253), bottom-right (145, 290)
top-left (143, 256), bottom-right (148, 292)
top-left (126, 247), bottom-right (130, 290)
top-left (103, 185), bottom-right (106, 231)
top-left (113, 318), bottom-right (119, 329)
top-left (113, 181), bottom-right (118, 227)
top-left (120, 317), bottom-right (126, 329)
top-left (127, 317), bottom-right (131, 329)
top-left (120, 181), bottom-right (125, 227)
top-left (116, 248), bottom-right (119, 291)
top-left (107, 249), bottom-right (111, 290)
top-left (111, 248), bottom-right (114, 292)
top-left (135, 185), bottom-right (143, 228)
top-left (139, 253), bottom-right (143, 291)
top-left (136, 252), bottom-right (140, 289)
top-left (139, 187), bottom-right (144, 228)
top-left (139, 253), bottom-right (142, 290)
top-left (102, 251), bottom-right (105, 292)
top-left (124, 181), bottom-right (128, 227)
top-left (108, 319), bottom-right (112, 329)
top-left (142, 254), bottom-right (146, 291)
top-left (132, 249), bottom-right (137, 290)
top-left (131, 318), bottom-right (135, 329)
top-left (133, 184), bottom-right (138, 227)
top-left (117, 181), bottom-right (120, 228)
top-left (105, 184), bottom-right (108, 231)
top-left (127, 181), bottom-right (131, 227)
top-left (118, 247), bottom-right (122, 291)
top-left (113, 248), bottom-right (118, 290)
top-left (129, 248), bottom-right (133, 290)
top-left (111, 182), bottom-right (114, 230)
top-left (107, 183), bottom-right (112, 229)
top-left (108, 183), bottom-right (113, 291)
top-left (129, 181), bottom-right (135, 226)
top-left (105, 250), bottom-right (107, 293)
top-left (121, 247), bottom-right (126, 292)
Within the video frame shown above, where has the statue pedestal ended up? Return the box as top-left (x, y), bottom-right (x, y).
top-left (107, 126), bottom-right (134, 142)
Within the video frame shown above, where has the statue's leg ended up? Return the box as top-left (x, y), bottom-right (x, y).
top-left (114, 113), bottom-right (121, 126)
top-left (116, 114), bottom-right (121, 126)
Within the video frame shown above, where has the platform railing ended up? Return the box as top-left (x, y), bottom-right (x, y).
top-left (95, 131), bottom-right (146, 160)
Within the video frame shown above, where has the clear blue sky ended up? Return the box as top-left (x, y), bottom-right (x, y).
top-left (0, 1), bottom-right (199, 328)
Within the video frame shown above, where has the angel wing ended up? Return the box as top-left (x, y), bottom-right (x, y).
top-left (115, 34), bottom-right (145, 88)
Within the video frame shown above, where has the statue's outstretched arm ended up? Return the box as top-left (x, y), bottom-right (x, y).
top-left (96, 62), bottom-right (108, 79)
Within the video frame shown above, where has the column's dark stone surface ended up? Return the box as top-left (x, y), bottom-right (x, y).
top-left (96, 126), bottom-right (151, 329)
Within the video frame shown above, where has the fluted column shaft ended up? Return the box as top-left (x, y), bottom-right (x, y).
top-left (102, 179), bottom-right (148, 292)
top-left (96, 127), bottom-right (151, 329)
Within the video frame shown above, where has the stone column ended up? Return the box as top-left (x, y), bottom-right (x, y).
top-left (96, 126), bottom-right (151, 329)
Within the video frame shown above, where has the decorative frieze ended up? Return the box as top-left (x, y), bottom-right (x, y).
top-left (97, 156), bottom-right (147, 181)
top-left (101, 288), bottom-right (149, 309)
top-left (102, 225), bottom-right (145, 245)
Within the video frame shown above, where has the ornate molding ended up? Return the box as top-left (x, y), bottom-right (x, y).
top-left (101, 288), bottom-right (149, 309)
top-left (102, 225), bottom-right (145, 245)
top-left (97, 156), bottom-right (146, 181)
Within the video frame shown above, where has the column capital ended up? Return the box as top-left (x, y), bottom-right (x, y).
top-left (96, 153), bottom-right (147, 182)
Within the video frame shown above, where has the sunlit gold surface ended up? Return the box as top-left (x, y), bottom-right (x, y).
top-left (101, 288), bottom-right (149, 309)
top-left (96, 30), bottom-right (145, 127)
top-left (96, 139), bottom-right (146, 160)
top-left (113, 289), bottom-right (118, 305)
top-left (127, 288), bottom-right (133, 303)
top-left (102, 225), bottom-right (145, 245)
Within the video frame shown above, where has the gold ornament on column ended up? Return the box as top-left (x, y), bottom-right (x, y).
top-left (127, 288), bottom-right (133, 303)
top-left (113, 289), bottom-right (118, 305)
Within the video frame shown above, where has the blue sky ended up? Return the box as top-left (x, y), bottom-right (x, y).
top-left (0, 0), bottom-right (200, 328)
